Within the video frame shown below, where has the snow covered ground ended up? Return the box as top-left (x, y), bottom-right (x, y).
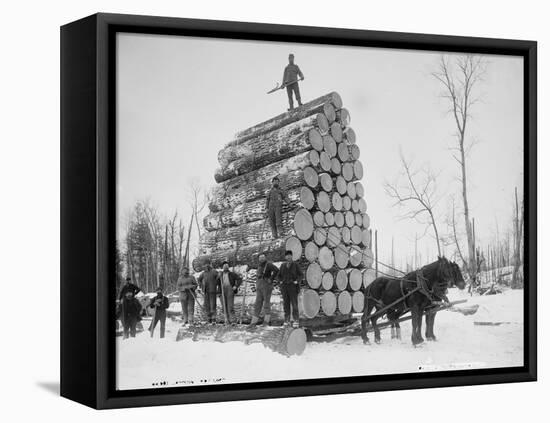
top-left (116, 288), bottom-right (524, 391)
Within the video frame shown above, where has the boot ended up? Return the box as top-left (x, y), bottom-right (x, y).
top-left (262, 314), bottom-right (271, 326)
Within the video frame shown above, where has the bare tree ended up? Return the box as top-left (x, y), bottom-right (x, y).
top-left (432, 54), bottom-right (487, 278)
top-left (385, 151), bottom-right (442, 257)
top-left (186, 178), bottom-right (209, 239)
top-left (511, 187), bottom-right (524, 288)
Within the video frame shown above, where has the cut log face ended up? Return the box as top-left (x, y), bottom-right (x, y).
top-left (323, 135), bottom-right (337, 158)
top-left (355, 213), bottom-right (363, 226)
top-left (324, 212), bottom-right (335, 226)
top-left (351, 225), bottom-right (363, 244)
top-left (345, 211), bottom-right (355, 228)
top-left (342, 162), bottom-right (355, 181)
top-left (354, 181), bottom-right (365, 198)
top-left (353, 160), bottom-right (364, 180)
top-left (342, 195), bottom-right (352, 211)
top-left (323, 103), bottom-right (337, 123)
top-left (313, 211), bottom-right (325, 227)
top-left (358, 198), bottom-right (367, 213)
top-left (306, 263), bottom-right (322, 289)
top-left (308, 149), bottom-right (320, 167)
top-left (352, 291), bottom-right (365, 313)
top-left (362, 213), bottom-right (370, 229)
top-left (227, 92), bottom-right (342, 146)
top-left (337, 142), bottom-right (350, 162)
top-left (337, 291), bottom-right (352, 314)
top-left (304, 241), bottom-right (319, 262)
top-left (335, 269), bottom-right (348, 291)
top-left (345, 127), bottom-right (356, 144)
top-left (351, 199), bottom-right (360, 213)
top-left (347, 181), bottom-right (357, 199)
top-left (319, 173), bottom-right (333, 192)
top-left (318, 246), bottom-right (335, 270)
top-left (319, 151), bottom-right (332, 172)
top-left (320, 291), bottom-right (337, 316)
top-left (304, 166), bottom-right (319, 189)
top-left (362, 229), bottom-right (371, 247)
top-left (348, 268), bottom-right (363, 291)
top-left (300, 186), bottom-right (315, 209)
top-left (336, 176), bottom-right (347, 195)
top-left (330, 157), bottom-right (341, 175)
top-left (299, 289), bottom-right (321, 319)
top-left (294, 209), bottom-right (314, 240)
top-left (321, 272), bottom-right (334, 291)
top-left (349, 245), bottom-right (363, 267)
top-left (330, 122), bottom-right (343, 143)
top-left (326, 226), bottom-right (341, 248)
top-left (336, 108), bottom-right (351, 127)
top-left (314, 227), bottom-right (327, 246)
top-left (349, 144), bottom-right (361, 160)
top-left (362, 268), bottom-right (377, 288)
top-left (286, 236), bottom-right (303, 261)
top-left (362, 248), bottom-right (374, 268)
top-left (334, 211), bottom-right (345, 228)
top-left (317, 191), bottom-right (331, 212)
top-left (331, 192), bottom-right (343, 211)
top-left (214, 127), bottom-right (324, 182)
top-left (341, 226), bottom-right (351, 244)
top-left (284, 328), bottom-right (308, 356)
top-left (334, 244), bottom-right (350, 269)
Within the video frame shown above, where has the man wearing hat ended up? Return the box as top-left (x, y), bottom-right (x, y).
top-left (198, 260), bottom-right (219, 323)
top-left (282, 53), bottom-right (304, 110)
top-left (277, 250), bottom-right (303, 327)
top-left (250, 253), bottom-right (279, 327)
top-left (176, 266), bottom-right (198, 326)
top-left (117, 290), bottom-right (142, 339)
top-left (216, 261), bottom-right (243, 324)
top-left (148, 286), bottom-right (169, 338)
top-left (118, 276), bottom-right (141, 301)
top-left (265, 176), bottom-right (289, 238)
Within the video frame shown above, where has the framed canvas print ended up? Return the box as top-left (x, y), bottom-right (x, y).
top-left (60, 13), bottom-right (537, 409)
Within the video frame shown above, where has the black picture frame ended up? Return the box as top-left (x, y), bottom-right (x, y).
top-left (60, 12), bottom-right (537, 409)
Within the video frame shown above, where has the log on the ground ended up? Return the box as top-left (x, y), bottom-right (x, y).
top-left (225, 92), bottom-right (343, 147)
top-left (176, 324), bottom-right (307, 356)
top-left (214, 127), bottom-right (324, 182)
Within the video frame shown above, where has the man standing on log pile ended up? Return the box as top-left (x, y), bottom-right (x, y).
top-left (278, 250), bottom-right (303, 328)
top-left (266, 176), bottom-right (289, 239)
top-left (198, 260), bottom-right (219, 324)
top-left (177, 266), bottom-right (198, 326)
top-left (249, 253), bottom-right (279, 327)
top-left (217, 261), bottom-right (243, 324)
top-left (282, 53), bottom-right (304, 111)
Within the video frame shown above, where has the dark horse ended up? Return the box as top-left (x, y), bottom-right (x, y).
top-left (361, 257), bottom-right (466, 346)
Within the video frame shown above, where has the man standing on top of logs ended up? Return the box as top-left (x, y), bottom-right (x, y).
top-left (282, 53), bottom-right (304, 111)
top-left (217, 261), bottom-right (243, 324)
top-left (249, 253), bottom-right (279, 327)
top-left (266, 176), bottom-right (289, 239)
top-left (198, 260), bottom-right (219, 324)
top-left (177, 266), bottom-right (198, 326)
top-left (278, 250), bottom-right (303, 328)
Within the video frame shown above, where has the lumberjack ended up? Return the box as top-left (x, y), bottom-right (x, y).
top-left (177, 267), bottom-right (198, 326)
top-left (282, 53), bottom-right (304, 110)
top-left (249, 253), bottom-right (279, 327)
top-left (216, 261), bottom-right (243, 324)
top-left (148, 286), bottom-right (169, 338)
top-left (278, 250), bottom-right (303, 328)
top-left (265, 176), bottom-right (289, 238)
top-left (198, 260), bottom-right (219, 323)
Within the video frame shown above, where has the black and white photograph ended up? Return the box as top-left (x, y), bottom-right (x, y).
top-left (114, 32), bottom-right (526, 391)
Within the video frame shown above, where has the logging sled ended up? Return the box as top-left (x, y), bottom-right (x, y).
top-left (180, 91), bottom-right (471, 356)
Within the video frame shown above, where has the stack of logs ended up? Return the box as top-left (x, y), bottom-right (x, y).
top-left (193, 92), bottom-right (377, 323)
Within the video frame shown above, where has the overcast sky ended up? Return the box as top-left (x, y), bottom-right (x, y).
top-left (116, 33), bottom-right (523, 268)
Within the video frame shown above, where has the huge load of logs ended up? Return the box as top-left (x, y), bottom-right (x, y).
top-left (192, 92), bottom-right (375, 328)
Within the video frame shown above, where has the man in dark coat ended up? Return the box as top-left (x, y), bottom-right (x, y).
top-left (250, 253), bottom-right (279, 326)
top-left (118, 290), bottom-right (142, 339)
top-left (177, 267), bottom-right (198, 325)
top-left (266, 176), bottom-right (289, 238)
top-left (148, 286), bottom-right (169, 338)
top-left (118, 277), bottom-right (141, 301)
top-left (277, 250), bottom-right (303, 327)
top-left (282, 53), bottom-right (304, 110)
top-left (216, 261), bottom-right (243, 324)
top-left (198, 261), bottom-right (219, 323)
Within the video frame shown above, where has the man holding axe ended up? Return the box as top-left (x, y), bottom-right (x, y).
top-left (282, 54), bottom-right (304, 110)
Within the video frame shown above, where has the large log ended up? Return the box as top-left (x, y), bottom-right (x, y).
top-left (318, 246), bottom-right (335, 270)
top-left (224, 92), bottom-right (342, 147)
top-left (218, 113), bottom-right (328, 167)
top-left (299, 289), bottom-right (321, 318)
top-left (334, 244), bottom-right (350, 269)
top-left (330, 157), bottom-right (341, 175)
top-left (349, 144), bottom-right (361, 161)
top-left (208, 151), bottom-right (316, 212)
top-left (354, 181), bottom-right (365, 198)
top-left (313, 227), bottom-right (327, 246)
top-left (317, 191), bottom-right (331, 212)
top-left (323, 135), bottom-right (337, 158)
top-left (348, 268), bottom-right (363, 291)
top-left (330, 122), bottom-right (343, 143)
top-left (347, 181), bottom-right (357, 199)
top-left (306, 262), bottom-right (322, 289)
top-left (362, 268), bottom-right (377, 288)
top-left (345, 127), bottom-right (356, 144)
top-left (313, 211), bottom-right (325, 226)
top-left (336, 108), bottom-right (351, 127)
top-left (337, 291), bottom-right (352, 314)
top-left (324, 212), bottom-right (335, 226)
top-left (319, 173), bottom-right (333, 192)
top-left (335, 269), bottom-right (348, 290)
top-left (304, 241), bottom-right (319, 262)
top-left (336, 176), bottom-right (347, 195)
top-left (337, 142), bottom-right (350, 162)
top-left (214, 127), bottom-right (324, 182)
top-left (176, 324), bottom-right (307, 356)
top-left (334, 211), bottom-right (345, 228)
top-left (352, 291), bottom-right (365, 313)
top-left (320, 291), bottom-right (337, 316)
top-left (321, 271), bottom-right (334, 290)
top-left (326, 226), bottom-right (341, 248)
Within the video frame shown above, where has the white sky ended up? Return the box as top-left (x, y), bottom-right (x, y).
top-left (116, 33), bottom-right (523, 268)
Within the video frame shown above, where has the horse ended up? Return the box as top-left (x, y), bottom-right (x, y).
top-left (360, 257), bottom-right (464, 346)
